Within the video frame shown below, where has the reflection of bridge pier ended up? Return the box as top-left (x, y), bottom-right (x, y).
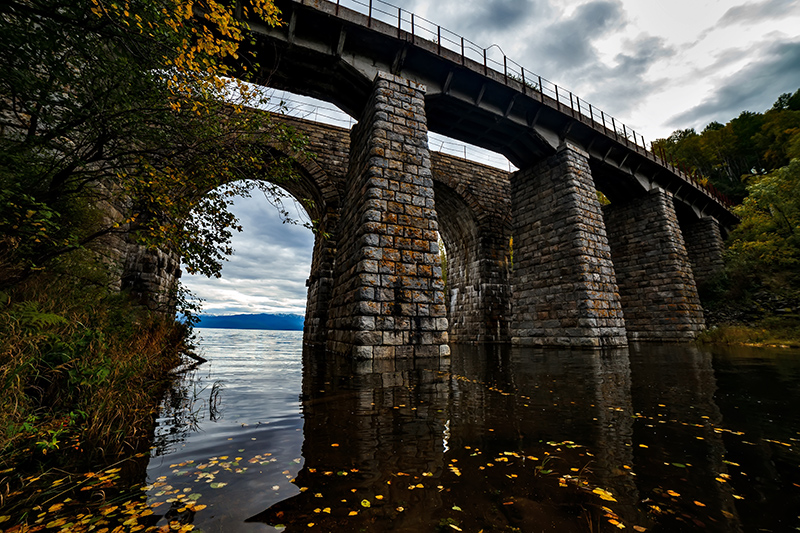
top-left (248, 345), bottom-right (649, 531)
top-left (628, 344), bottom-right (742, 532)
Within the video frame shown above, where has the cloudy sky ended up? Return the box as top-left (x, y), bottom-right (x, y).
top-left (184, 0), bottom-right (800, 316)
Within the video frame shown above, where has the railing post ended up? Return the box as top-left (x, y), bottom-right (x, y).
top-left (503, 56), bottom-right (507, 83)
top-left (569, 92), bottom-right (575, 117)
top-left (622, 124), bottom-right (628, 146)
top-left (538, 75), bottom-right (543, 102)
top-left (483, 48), bottom-right (487, 75)
top-left (460, 37), bottom-right (465, 65)
top-left (521, 67), bottom-right (526, 94)
top-left (336, 0), bottom-right (340, 16)
top-left (611, 117), bottom-right (618, 140)
top-left (411, 13), bottom-right (414, 44)
top-left (368, 0), bottom-right (372, 27)
top-left (589, 103), bottom-right (594, 124)
top-left (555, 85), bottom-right (559, 108)
top-left (438, 26), bottom-right (441, 55)
top-left (397, 7), bottom-right (401, 38)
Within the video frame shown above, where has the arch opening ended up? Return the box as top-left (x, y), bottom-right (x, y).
top-left (433, 181), bottom-right (511, 343)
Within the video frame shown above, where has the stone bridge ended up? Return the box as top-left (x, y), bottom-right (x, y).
top-left (122, 0), bottom-right (736, 358)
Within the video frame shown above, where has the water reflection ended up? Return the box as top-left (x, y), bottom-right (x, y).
top-left (249, 346), bottom-right (636, 531)
top-left (144, 334), bottom-right (800, 532)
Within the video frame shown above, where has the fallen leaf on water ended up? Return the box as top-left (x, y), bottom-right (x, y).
top-left (349, 511), bottom-right (359, 516)
top-left (694, 501), bottom-right (706, 507)
top-left (592, 488), bottom-right (617, 502)
top-left (666, 490), bottom-right (680, 497)
top-left (633, 526), bottom-right (647, 532)
top-left (361, 499), bottom-right (371, 508)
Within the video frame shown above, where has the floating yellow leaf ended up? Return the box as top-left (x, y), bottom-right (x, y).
top-left (361, 499), bottom-right (371, 508)
top-left (592, 488), bottom-right (617, 502)
top-left (633, 527), bottom-right (647, 532)
top-left (693, 501), bottom-right (706, 507)
top-left (48, 503), bottom-right (64, 513)
top-left (349, 511), bottom-right (359, 516)
top-left (666, 490), bottom-right (680, 497)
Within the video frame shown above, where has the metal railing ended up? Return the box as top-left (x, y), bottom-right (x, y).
top-left (294, 0), bottom-right (733, 207)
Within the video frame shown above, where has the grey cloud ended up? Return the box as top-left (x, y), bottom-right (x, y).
top-left (536, 0), bottom-right (625, 71)
top-left (467, 0), bottom-right (543, 32)
top-left (667, 39), bottom-right (800, 129)
top-left (183, 193), bottom-right (315, 315)
top-left (719, 0), bottom-right (799, 26)
top-left (583, 35), bottom-right (675, 116)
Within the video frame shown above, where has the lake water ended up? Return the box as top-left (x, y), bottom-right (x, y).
top-left (142, 329), bottom-right (800, 532)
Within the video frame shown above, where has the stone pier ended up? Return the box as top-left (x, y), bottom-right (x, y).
top-left (603, 188), bottom-right (705, 341)
top-left (509, 142), bottom-right (628, 347)
top-left (325, 72), bottom-right (449, 359)
top-left (682, 216), bottom-right (726, 288)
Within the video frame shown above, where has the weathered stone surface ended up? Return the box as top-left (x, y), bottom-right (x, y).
top-left (603, 188), bottom-right (705, 341)
top-left (118, 92), bottom-right (722, 354)
top-left (682, 216), bottom-right (725, 288)
top-left (325, 72), bottom-right (449, 358)
top-left (509, 142), bottom-right (628, 347)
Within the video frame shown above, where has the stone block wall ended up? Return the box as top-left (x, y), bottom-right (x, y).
top-left (603, 188), bottom-right (705, 340)
top-left (510, 142), bottom-right (628, 347)
top-left (682, 216), bottom-right (725, 288)
top-left (121, 243), bottom-right (182, 312)
top-left (325, 72), bottom-right (449, 359)
top-left (432, 156), bottom-right (512, 343)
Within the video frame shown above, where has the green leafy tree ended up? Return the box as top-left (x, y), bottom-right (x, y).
top-left (726, 159), bottom-right (800, 290)
top-left (0, 0), bottom-right (305, 288)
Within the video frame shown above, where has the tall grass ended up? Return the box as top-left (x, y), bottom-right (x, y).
top-left (0, 260), bottom-right (188, 477)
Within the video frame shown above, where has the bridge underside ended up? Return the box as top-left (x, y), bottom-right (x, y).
top-left (118, 70), bottom-right (730, 359)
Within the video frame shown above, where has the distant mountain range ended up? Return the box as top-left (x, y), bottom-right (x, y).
top-left (196, 313), bottom-right (304, 331)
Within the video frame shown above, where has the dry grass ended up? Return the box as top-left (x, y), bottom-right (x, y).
top-left (0, 273), bottom-right (187, 473)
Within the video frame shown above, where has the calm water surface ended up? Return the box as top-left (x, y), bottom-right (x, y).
top-left (144, 329), bottom-right (800, 532)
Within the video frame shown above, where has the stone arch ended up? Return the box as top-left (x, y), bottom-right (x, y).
top-left (120, 137), bottom-right (342, 348)
top-left (431, 154), bottom-right (512, 343)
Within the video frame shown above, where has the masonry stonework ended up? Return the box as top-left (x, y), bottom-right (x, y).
top-left (325, 72), bottom-right (449, 359)
top-left (603, 188), bottom-right (705, 341)
top-left (682, 217), bottom-right (725, 288)
top-left (432, 156), bottom-right (512, 343)
top-left (510, 142), bottom-right (628, 347)
top-left (118, 111), bottom-right (726, 353)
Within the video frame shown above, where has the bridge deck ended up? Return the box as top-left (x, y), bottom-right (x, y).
top-left (238, 0), bottom-right (737, 227)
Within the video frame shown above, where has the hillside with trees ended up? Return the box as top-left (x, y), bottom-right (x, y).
top-left (655, 90), bottom-right (800, 344)
top-left (653, 89), bottom-right (800, 202)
